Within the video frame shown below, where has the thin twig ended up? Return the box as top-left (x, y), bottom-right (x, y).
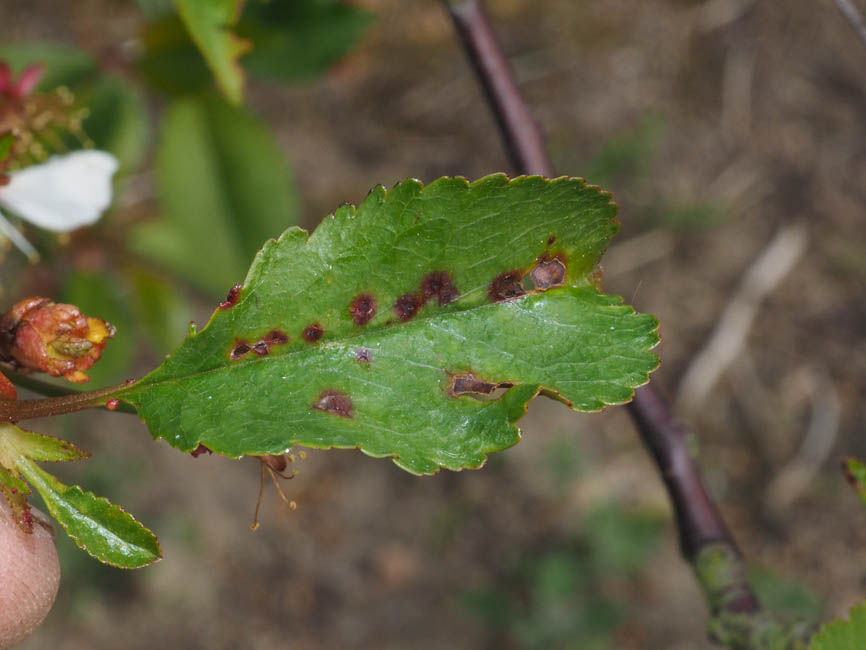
top-left (833, 0), bottom-right (866, 50)
top-left (444, 0), bottom-right (552, 177)
top-left (440, 0), bottom-right (806, 644)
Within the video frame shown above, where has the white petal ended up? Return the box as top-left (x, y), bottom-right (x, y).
top-left (0, 151), bottom-right (119, 232)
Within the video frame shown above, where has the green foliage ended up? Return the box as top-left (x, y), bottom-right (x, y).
top-left (130, 93), bottom-right (299, 295)
top-left (116, 174), bottom-right (659, 474)
top-left (172, 0), bottom-right (248, 104)
top-left (138, 0), bottom-right (372, 97)
top-left (0, 423), bottom-right (159, 569)
top-left (17, 458), bottom-right (161, 568)
top-left (808, 602), bottom-right (866, 650)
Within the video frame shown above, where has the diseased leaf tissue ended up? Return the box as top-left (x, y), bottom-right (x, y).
top-left (117, 174), bottom-right (659, 475)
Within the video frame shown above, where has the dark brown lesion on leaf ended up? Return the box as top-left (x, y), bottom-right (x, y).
top-left (530, 253), bottom-right (566, 290)
top-left (547, 235), bottom-right (556, 246)
top-left (449, 372), bottom-right (514, 397)
top-left (302, 323), bottom-right (324, 343)
top-left (394, 293), bottom-right (422, 322)
top-left (312, 390), bottom-right (353, 418)
top-left (350, 293), bottom-right (377, 326)
top-left (420, 271), bottom-right (459, 305)
top-left (230, 339), bottom-right (252, 361)
top-left (218, 284), bottom-right (242, 310)
top-left (488, 270), bottom-right (526, 302)
top-left (190, 443), bottom-right (212, 457)
top-left (262, 329), bottom-right (289, 346)
top-left (356, 348), bottom-right (372, 363)
top-left (252, 341), bottom-right (270, 356)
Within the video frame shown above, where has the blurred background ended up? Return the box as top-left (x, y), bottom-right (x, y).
top-left (1, 0), bottom-right (865, 648)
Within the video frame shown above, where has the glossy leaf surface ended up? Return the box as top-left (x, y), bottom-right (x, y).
top-left (118, 175), bottom-right (659, 474)
top-left (17, 457), bottom-right (161, 568)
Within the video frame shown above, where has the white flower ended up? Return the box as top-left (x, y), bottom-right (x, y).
top-left (0, 150), bottom-right (119, 260)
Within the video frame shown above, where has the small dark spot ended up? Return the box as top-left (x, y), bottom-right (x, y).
top-left (350, 293), bottom-right (377, 325)
top-left (252, 341), bottom-right (270, 356)
top-left (219, 284), bottom-right (242, 310)
top-left (190, 444), bottom-right (212, 458)
top-left (421, 271), bottom-right (459, 305)
top-left (356, 348), bottom-right (372, 363)
top-left (230, 340), bottom-right (252, 361)
top-left (312, 390), bottom-right (353, 418)
top-left (105, 399), bottom-right (120, 411)
top-left (262, 329), bottom-right (289, 346)
top-left (531, 255), bottom-right (566, 290)
top-left (449, 372), bottom-right (514, 398)
top-left (488, 270), bottom-right (525, 302)
top-left (394, 293), bottom-right (422, 321)
top-left (547, 235), bottom-right (556, 246)
top-left (302, 323), bottom-right (324, 342)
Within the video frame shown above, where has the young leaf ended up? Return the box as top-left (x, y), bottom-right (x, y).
top-left (16, 457), bottom-right (161, 568)
top-left (172, 0), bottom-right (249, 104)
top-left (0, 424), bottom-right (90, 465)
top-left (116, 175), bottom-right (658, 475)
top-left (808, 601), bottom-right (866, 650)
top-left (130, 94), bottom-right (299, 295)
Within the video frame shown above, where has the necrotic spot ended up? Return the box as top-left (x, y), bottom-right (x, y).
top-left (488, 270), bottom-right (525, 302)
top-left (420, 271), bottom-right (459, 305)
top-left (394, 293), bottom-right (421, 321)
top-left (355, 348), bottom-right (371, 363)
top-left (230, 340), bottom-right (252, 361)
top-left (350, 293), bottom-right (377, 326)
top-left (219, 284), bottom-right (242, 310)
top-left (302, 323), bottom-right (324, 342)
top-left (531, 255), bottom-right (566, 290)
top-left (252, 341), bottom-right (270, 356)
top-left (312, 390), bottom-right (353, 418)
top-left (262, 329), bottom-right (289, 346)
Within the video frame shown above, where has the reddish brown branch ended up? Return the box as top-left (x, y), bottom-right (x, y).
top-left (445, 0), bottom-right (553, 177)
top-left (442, 0), bottom-right (770, 632)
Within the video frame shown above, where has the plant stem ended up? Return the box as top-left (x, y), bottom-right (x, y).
top-left (0, 369), bottom-right (135, 420)
top-left (440, 1), bottom-right (805, 646)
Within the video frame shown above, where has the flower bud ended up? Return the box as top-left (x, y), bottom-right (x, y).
top-left (0, 297), bottom-right (115, 383)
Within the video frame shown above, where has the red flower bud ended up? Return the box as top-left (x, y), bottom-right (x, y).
top-left (0, 297), bottom-right (115, 383)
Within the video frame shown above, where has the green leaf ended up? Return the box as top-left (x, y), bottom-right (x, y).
top-left (809, 601), bottom-right (866, 650)
top-left (172, 0), bottom-right (249, 104)
top-left (238, 0), bottom-right (373, 84)
top-left (129, 94), bottom-right (299, 295)
top-left (16, 457), bottom-right (161, 568)
top-left (118, 174), bottom-right (658, 475)
top-left (843, 458), bottom-right (866, 507)
top-left (0, 423), bottom-right (90, 466)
